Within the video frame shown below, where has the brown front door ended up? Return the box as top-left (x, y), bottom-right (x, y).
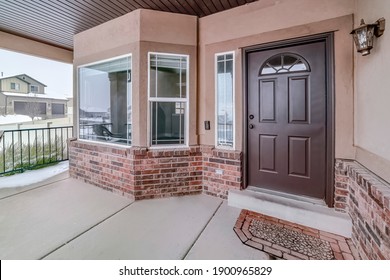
top-left (247, 40), bottom-right (328, 199)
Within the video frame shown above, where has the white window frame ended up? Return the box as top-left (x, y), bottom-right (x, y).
top-left (215, 51), bottom-right (235, 150)
top-left (11, 82), bottom-right (20, 90)
top-left (147, 52), bottom-right (189, 148)
top-left (30, 84), bottom-right (39, 93)
top-left (77, 53), bottom-right (133, 147)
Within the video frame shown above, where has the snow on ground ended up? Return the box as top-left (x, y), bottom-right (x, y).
top-left (0, 114), bottom-right (32, 125)
top-left (0, 161), bottom-right (69, 188)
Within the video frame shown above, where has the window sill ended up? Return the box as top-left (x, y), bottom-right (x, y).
top-left (78, 138), bottom-right (131, 149)
top-left (148, 144), bottom-right (188, 150)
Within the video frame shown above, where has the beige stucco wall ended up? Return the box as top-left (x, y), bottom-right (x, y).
top-left (198, 0), bottom-right (355, 160)
top-left (0, 30), bottom-right (72, 63)
top-left (73, 11), bottom-right (141, 64)
top-left (73, 9), bottom-right (197, 147)
top-left (354, 0), bottom-right (390, 182)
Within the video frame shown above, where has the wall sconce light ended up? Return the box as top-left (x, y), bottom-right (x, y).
top-left (351, 18), bottom-right (385, 56)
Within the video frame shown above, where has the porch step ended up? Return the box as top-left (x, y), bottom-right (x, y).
top-left (228, 187), bottom-right (352, 238)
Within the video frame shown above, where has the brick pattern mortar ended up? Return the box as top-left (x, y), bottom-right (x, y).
top-left (335, 159), bottom-right (390, 259)
top-left (202, 145), bottom-right (242, 199)
top-left (69, 140), bottom-right (241, 200)
top-left (69, 140), bottom-right (135, 199)
top-left (131, 146), bottom-right (203, 200)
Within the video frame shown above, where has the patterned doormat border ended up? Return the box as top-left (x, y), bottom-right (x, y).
top-left (234, 210), bottom-right (361, 260)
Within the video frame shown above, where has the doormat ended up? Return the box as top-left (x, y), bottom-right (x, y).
top-left (234, 210), bottom-right (360, 260)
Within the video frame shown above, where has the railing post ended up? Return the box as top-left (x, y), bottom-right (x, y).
top-left (19, 130), bottom-right (22, 171)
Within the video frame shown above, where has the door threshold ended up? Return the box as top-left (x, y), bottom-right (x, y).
top-left (228, 188), bottom-right (352, 238)
top-left (246, 186), bottom-right (327, 206)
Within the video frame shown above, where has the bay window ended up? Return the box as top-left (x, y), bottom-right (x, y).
top-left (78, 55), bottom-right (132, 145)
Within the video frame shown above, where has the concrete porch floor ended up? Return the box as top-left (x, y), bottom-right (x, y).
top-left (0, 172), bottom-right (269, 260)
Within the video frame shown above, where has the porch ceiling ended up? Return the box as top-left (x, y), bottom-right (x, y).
top-left (0, 0), bottom-right (258, 51)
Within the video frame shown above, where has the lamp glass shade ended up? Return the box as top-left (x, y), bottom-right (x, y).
top-left (351, 20), bottom-right (376, 56)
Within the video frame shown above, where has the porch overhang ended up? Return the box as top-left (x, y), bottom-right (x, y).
top-left (0, 0), bottom-right (258, 51)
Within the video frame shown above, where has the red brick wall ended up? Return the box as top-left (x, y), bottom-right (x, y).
top-left (335, 159), bottom-right (390, 259)
top-left (131, 146), bottom-right (203, 200)
top-left (70, 140), bottom-right (242, 200)
top-left (69, 139), bottom-right (135, 199)
top-left (202, 145), bottom-right (242, 199)
top-left (334, 160), bottom-right (351, 212)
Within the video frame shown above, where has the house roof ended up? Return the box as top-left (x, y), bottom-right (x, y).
top-left (0, 74), bottom-right (47, 87)
top-left (0, 0), bottom-right (258, 50)
top-left (0, 91), bottom-right (68, 101)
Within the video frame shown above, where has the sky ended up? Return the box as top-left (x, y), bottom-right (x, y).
top-left (0, 49), bottom-right (73, 98)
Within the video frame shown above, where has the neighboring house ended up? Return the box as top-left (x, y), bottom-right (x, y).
top-left (0, 74), bottom-right (68, 118)
top-left (0, 0), bottom-right (389, 260)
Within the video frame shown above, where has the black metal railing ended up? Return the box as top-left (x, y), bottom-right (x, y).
top-left (0, 126), bottom-right (73, 176)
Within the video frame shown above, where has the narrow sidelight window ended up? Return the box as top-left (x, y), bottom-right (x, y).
top-left (148, 52), bottom-right (189, 146)
top-left (216, 52), bottom-right (234, 148)
top-left (78, 55), bottom-right (132, 145)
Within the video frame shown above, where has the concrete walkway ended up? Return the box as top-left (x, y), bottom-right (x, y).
top-left (0, 173), bottom-right (268, 260)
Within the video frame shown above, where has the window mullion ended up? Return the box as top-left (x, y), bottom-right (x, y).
top-left (224, 59), bottom-right (227, 145)
top-left (179, 57), bottom-right (182, 99)
top-left (149, 52), bottom-right (188, 147)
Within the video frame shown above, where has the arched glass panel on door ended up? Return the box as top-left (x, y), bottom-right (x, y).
top-left (259, 53), bottom-right (310, 75)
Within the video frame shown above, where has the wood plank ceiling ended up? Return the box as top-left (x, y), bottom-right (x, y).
top-left (0, 0), bottom-right (258, 50)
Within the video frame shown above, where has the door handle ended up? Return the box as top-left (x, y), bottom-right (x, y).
top-left (249, 124), bottom-right (254, 129)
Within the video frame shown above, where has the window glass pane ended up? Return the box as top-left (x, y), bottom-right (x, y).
top-left (79, 56), bottom-right (132, 145)
top-left (151, 102), bottom-right (185, 145)
top-left (216, 54), bottom-right (234, 148)
top-left (260, 54), bottom-right (308, 75)
top-left (180, 63), bottom-right (187, 98)
top-left (149, 54), bottom-right (157, 98)
top-left (149, 54), bottom-right (187, 98)
top-left (268, 56), bottom-right (282, 71)
top-left (11, 83), bottom-right (16, 90)
top-left (261, 63), bottom-right (277, 74)
top-left (226, 59), bottom-right (233, 75)
top-left (30, 85), bottom-right (38, 92)
top-left (217, 61), bottom-right (225, 74)
top-left (149, 53), bottom-right (188, 146)
top-left (289, 61), bottom-right (307, 71)
top-left (149, 69), bottom-right (157, 98)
